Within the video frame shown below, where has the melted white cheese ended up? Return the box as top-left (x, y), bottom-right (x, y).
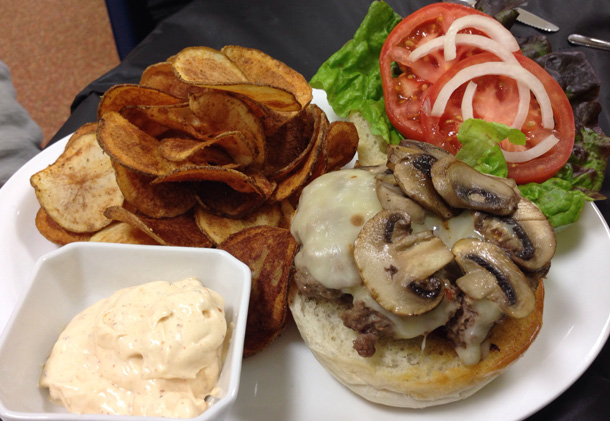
top-left (291, 169), bottom-right (382, 290)
top-left (291, 168), bottom-right (503, 360)
top-left (455, 299), bottom-right (504, 366)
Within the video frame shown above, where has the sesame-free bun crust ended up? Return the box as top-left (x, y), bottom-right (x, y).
top-left (288, 282), bottom-right (544, 408)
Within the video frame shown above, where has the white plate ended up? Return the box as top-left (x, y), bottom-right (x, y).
top-left (1, 90), bottom-right (609, 421)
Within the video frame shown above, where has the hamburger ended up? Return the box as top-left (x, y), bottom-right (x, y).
top-left (288, 138), bottom-right (553, 408)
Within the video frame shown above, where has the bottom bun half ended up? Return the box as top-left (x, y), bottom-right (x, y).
top-left (288, 282), bottom-right (544, 408)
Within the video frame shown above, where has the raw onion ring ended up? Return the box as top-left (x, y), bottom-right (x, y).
top-left (430, 61), bottom-right (554, 130)
top-left (502, 134), bottom-right (560, 163)
top-left (443, 15), bottom-right (520, 61)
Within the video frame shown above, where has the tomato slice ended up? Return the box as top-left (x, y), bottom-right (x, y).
top-left (380, 3), bottom-right (489, 140)
top-left (420, 53), bottom-right (575, 184)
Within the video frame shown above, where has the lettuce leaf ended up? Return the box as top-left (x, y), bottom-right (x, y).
top-left (518, 178), bottom-right (591, 228)
top-left (456, 119), bottom-right (525, 178)
top-left (309, 1), bottom-right (403, 144)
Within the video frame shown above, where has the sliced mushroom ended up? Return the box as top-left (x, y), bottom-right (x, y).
top-left (386, 144), bottom-right (458, 220)
top-left (474, 196), bottom-right (556, 271)
top-left (375, 173), bottom-right (426, 224)
top-left (430, 155), bottom-right (520, 215)
top-left (452, 238), bottom-right (535, 318)
top-left (353, 210), bottom-right (455, 316)
top-left (399, 139), bottom-right (453, 160)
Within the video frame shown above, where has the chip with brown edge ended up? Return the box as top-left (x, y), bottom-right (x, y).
top-left (172, 46), bottom-right (249, 85)
top-left (154, 166), bottom-right (274, 196)
top-left (30, 131), bottom-right (124, 233)
top-left (263, 106), bottom-right (315, 178)
top-left (64, 122), bottom-right (98, 151)
top-left (158, 137), bottom-right (238, 167)
top-left (35, 207), bottom-right (93, 245)
top-left (173, 46), bottom-right (301, 112)
top-left (121, 103), bottom-right (209, 141)
top-left (193, 181), bottom-right (271, 219)
top-left (104, 206), bottom-right (213, 248)
top-left (325, 120), bottom-right (359, 171)
top-left (97, 111), bottom-right (179, 176)
top-left (113, 162), bottom-right (197, 218)
top-left (269, 104), bottom-right (328, 202)
top-left (194, 202), bottom-right (283, 245)
top-left (189, 90), bottom-right (265, 166)
top-left (89, 222), bottom-right (160, 245)
top-left (219, 226), bottom-right (298, 357)
top-left (140, 61), bottom-right (190, 99)
top-left (221, 45), bottom-right (313, 109)
top-left (97, 84), bottom-right (183, 120)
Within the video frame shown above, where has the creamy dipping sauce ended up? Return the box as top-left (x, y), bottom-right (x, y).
top-left (39, 277), bottom-right (227, 418)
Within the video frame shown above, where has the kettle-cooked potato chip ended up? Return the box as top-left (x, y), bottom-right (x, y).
top-left (194, 202), bottom-right (283, 245)
top-left (221, 45), bottom-right (313, 109)
top-left (325, 120), bottom-right (359, 171)
top-left (30, 131), bottom-right (124, 233)
top-left (219, 225), bottom-right (298, 357)
top-left (35, 208), bottom-right (94, 245)
top-left (97, 84), bottom-right (183, 120)
top-left (97, 111), bottom-right (179, 176)
top-left (173, 46), bottom-right (301, 112)
top-left (140, 61), bottom-right (190, 99)
top-left (104, 206), bottom-right (213, 248)
top-left (89, 222), bottom-right (160, 245)
top-left (113, 162), bottom-right (197, 218)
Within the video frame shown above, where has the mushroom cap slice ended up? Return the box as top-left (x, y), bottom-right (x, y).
top-left (353, 210), bottom-right (455, 316)
top-left (452, 238), bottom-right (536, 318)
top-left (375, 173), bottom-right (426, 224)
top-left (431, 156), bottom-right (520, 216)
top-left (399, 139), bottom-right (453, 160)
top-left (474, 196), bottom-right (556, 272)
top-left (386, 144), bottom-right (458, 220)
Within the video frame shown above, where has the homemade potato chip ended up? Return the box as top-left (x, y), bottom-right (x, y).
top-left (221, 45), bottom-right (313, 109)
top-left (113, 162), bottom-right (197, 218)
top-left (89, 222), bottom-right (160, 245)
top-left (269, 105), bottom-right (328, 202)
top-left (194, 202), bottom-right (283, 245)
top-left (172, 46), bottom-right (249, 85)
top-left (193, 181), bottom-right (271, 219)
top-left (35, 208), bottom-right (93, 245)
top-left (64, 122), bottom-right (97, 151)
top-left (140, 61), bottom-right (190, 99)
top-left (189, 90), bottom-right (265, 166)
top-left (97, 84), bottom-right (183, 120)
top-left (219, 226), bottom-right (298, 357)
top-left (325, 120), bottom-right (359, 171)
top-left (158, 137), bottom-right (240, 167)
top-left (173, 46), bottom-right (301, 112)
top-left (97, 111), bottom-right (179, 176)
top-left (154, 166), bottom-right (273, 195)
top-left (263, 106), bottom-right (315, 178)
top-left (104, 206), bottom-right (213, 248)
top-left (30, 131), bottom-right (124, 233)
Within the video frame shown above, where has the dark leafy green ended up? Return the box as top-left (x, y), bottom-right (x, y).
top-left (517, 35), bottom-right (552, 59)
top-left (474, 0), bottom-right (525, 27)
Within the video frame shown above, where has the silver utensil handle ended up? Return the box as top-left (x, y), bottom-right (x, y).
top-left (568, 34), bottom-right (610, 52)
